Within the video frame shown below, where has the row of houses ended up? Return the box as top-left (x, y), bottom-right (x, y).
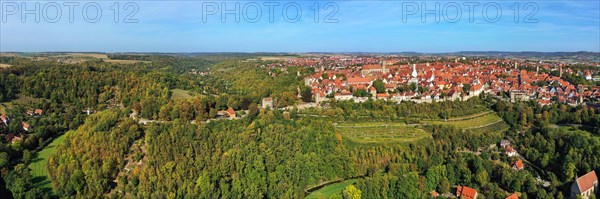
top-left (300, 57), bottom-right (596, 106)
top-left (1, 109), bottom-right (46, 144)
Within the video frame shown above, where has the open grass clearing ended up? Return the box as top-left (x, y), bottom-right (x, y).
top-left (171, 89), bottom-right (194, 99)
top-left (337, 122), bottom-right (431, 144)
top-left (29, 134), bottom-right (67, 192)
top-left (305, 179), bottom-right (358, 199)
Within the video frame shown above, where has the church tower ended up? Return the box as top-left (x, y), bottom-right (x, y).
top-left (409, 64), bottom-right (419, 84)
top-left (412, 64), bottom-right (418, 78)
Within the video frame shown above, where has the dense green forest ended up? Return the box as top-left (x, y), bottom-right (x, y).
top-left (0, 55), bottom-right (599, 199)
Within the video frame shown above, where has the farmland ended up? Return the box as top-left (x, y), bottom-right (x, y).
top-left (104, 59), bottom-right (151, 64)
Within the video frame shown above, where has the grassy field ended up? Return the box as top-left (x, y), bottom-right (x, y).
top-left (29, 135), bottom-right (67, 192)
top-left (423, 112), bottom-right (504, 129)
top-left (305, 179), bottom-right (358, 199)
top-left (336, 123), bottom-right (431, 144)
top-left (0, 63), bottom-right (11, 68)
top-left (171, 89), bottom-right (193, 99)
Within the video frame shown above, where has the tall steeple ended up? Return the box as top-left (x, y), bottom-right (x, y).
top-left (560, 65), bottom-right (563, 78)
top-left (409, 64), bottom-right (419, 84)
top-left (412, 64), bottom-right (418, 78)
top-left (429, 69), bottom-right (435, 82)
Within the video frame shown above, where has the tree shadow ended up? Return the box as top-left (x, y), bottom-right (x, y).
top-left (31, 176), bottom-right (47, 184)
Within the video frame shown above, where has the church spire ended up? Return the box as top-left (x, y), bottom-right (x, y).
top-left (412, 64), bottom-right (418, 78)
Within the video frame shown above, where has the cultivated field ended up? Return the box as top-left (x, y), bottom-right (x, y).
top-left (56, 53), bottom-right (108, 59)
top-left (305, 179), bottom-right (358, 199)
top-left (29, 134), bottom-right (66, 192)
top-left (104, 59), bottom-right (151, 64)
top-left (469, 121), bottom-right (510, 134)
top-left (336, 123), bottom-right (431, 144)
top-left (0, 53), bottom-right (19, 57)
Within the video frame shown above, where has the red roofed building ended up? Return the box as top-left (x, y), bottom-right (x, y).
top-left (505, 145), bottom-right (517, 157)
top-left (470, 84), bottom-right (484, 97)
top-left (347, 77), bottom-right (371, 85)
top-left (513, 159), bottom-right (525, 171)
top-left (34, 109), bottom-right (44, 115)
top-left (376, 93), bottom-right (390, 100)
top-left (430, 190), bottom-right (440, 198)
top-left (369, 86), bottom-right (377, 94)
top-left (585, 70), bottom-right (592, 80)
top-left (361, 64), bottom-right (389, 75)
top-left (226, 108), bottom-right (236, 119)
top-left (505, 193), bottom-right (519, 199)
top-left (456, 185), bottom-right (478, 199)
top-left (22, 122), bottom-right (30, 131)
top-left (1, 113), bottom-right (8, 125)
top-left (571, 170), bottom-right (598, 199)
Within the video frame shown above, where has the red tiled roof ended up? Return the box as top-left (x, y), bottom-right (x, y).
top-left (22, 122), bottom-right (30, 130)
top-left (347, 77), bottom-right (371, 84)
top-left (514, 160), bottom-right (524, 170)
top-left (505, 193), bottom-right (519, 199)
top-left (471, 84), bottom-right (483, 91)
top-left (362, 64), bottom-right (382, 70)
top-left (227, 107), bottom-right (235, 115)
top-left (576, 170), bottom-right (598, 192)
top-left (456, 186), bottom-right (477, 199)
top-left (376, 93), bottom-right (390, 98)
top-left (506, 145), bottom-right (515, 152)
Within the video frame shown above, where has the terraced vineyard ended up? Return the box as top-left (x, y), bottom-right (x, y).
top-left (423, 111), bottom-right (509, 133)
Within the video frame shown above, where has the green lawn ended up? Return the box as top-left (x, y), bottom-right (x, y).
top-left (29, 134), bottom-right (67, 192)
top-left (305, 179), bottom-right (358, 199)
top-left (170, 89), bottom-right (193, 99)
top-left (336, 123), bottom-right (431, 144)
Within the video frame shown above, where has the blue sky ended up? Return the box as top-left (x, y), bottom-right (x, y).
top-left (0, 0), bottom-right (598, 52)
